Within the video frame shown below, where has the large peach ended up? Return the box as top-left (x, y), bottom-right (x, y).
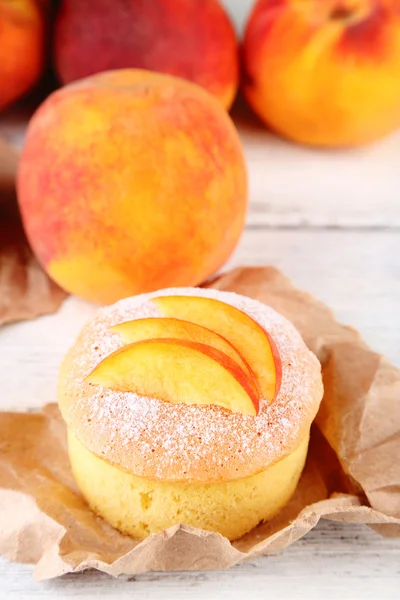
top-left (54, 0), bottom-right (239, 110)
top-left (0, 0), bottom-right (45, 111)
top-left (243, 0), bottom-right (400, 147)
top-left (17, 69), bottom-right (247, 304)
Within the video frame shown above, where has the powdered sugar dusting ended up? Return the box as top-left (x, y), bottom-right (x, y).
top-left (58, 287), bottom-right (323, 483)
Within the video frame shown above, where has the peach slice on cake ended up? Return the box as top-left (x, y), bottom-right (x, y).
top-left (152, 296), bottom-right (282, 401)
top-left (110, 317), bottom-right (255, 387)
top-left (86, 338), bottom-right (259, 416)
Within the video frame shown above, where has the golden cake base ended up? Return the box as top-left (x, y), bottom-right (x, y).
top-left (68, 431), bottom-right (309, 541)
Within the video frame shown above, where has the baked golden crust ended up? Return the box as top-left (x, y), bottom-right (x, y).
top-left (58, 288), bottom-right (323, 483)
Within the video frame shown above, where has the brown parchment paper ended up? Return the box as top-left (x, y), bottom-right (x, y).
top-left (0, 266), bottom-right (399, 580)
top-left (0, 136), bottom-right (67, 325)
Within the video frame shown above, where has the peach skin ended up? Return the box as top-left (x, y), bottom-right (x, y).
top-left (86, 338), bottom-right (260, 416)
top-left (17, 69), bottom-right (247, 304)
top-left (243, 0), bottom-right (400, 147)
top-left (0, 0), bottom-right (45, 111)
top-left (109, 318), bottom-right (256, 385)
top-left (153, 295), bottom-right (281, 401)
top-left (54, 0), bottom-right (239, 110)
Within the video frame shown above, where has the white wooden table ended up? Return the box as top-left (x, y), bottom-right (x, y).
top-left (1, 2), bottom-right (400, 597)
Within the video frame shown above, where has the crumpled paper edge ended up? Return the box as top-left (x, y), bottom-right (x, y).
top-left (0, 266), bottom-right (398, 580)
top-left (0, 135), bottom-right (67, 325)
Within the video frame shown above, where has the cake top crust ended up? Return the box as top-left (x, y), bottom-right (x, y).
top-left (58, 287), bottom-right (323, 483)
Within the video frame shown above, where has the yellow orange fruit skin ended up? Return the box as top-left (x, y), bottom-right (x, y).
top-left (243, 0), bottom-right (400, 147)
top-left (17, 69), bottom-right (247, 304)
top-left (110, 317), bottom-right (256, 385)
top-left (153, 295), bottom-right (281, 402)
top-left (54, 0), bottom-right (239, 110)
top-left (86, 338), bottom-right (260, 416)
top-left (0, 0), bottom-right (45, 111)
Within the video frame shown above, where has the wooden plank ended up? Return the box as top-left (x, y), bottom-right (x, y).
top-left (226, 228), bottom-right (400, 365)
top-left (221, 0), bottom-right (253, 32)
top-left (1, 228), bottom-right (398, 414)
top-left (0, 520), bottom-right (399, 599)
top-left (1, 0), bottom-right (399, 590)
top-left (236, 109), bottom-right (400, 228)
top-left (1, 105), bottom-right (399, 230)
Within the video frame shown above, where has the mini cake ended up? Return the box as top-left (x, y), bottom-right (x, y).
top-left (58, 288), bottom-right (323, 540)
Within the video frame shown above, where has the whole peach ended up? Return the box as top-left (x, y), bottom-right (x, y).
top-left (17, 70), bottom-right (247, 304)
top-left (243, 0), bottom-right (400, 147)
top-left (0, 0), bottom-right (45, 111)
top-left (54, 0), bottom-right (239, 110)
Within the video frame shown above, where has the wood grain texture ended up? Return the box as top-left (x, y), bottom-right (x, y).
top-left (1, 228), bottom-right (399, 596)
top-left (1, 229), bottom-right (398, 414)
top-left (221, 0), bottom-right (253, 33)
top-left (0, 521), bottom-right (399, 599)
top-left (1, 1), bottom-right (400, 591)
top-left (233, 105), bottom-right (400, 228)
top-left (1, 99), bottom-right (399, 231)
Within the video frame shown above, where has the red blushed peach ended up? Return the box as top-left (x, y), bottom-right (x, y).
top-left (243, 0), bottom-right (400, 147)
top-left (17, 69), bottom-right (247, 304)
top-left (0, 0), bottom-right (45, 111)
top-left (54, 0), bottom-right (239, 110)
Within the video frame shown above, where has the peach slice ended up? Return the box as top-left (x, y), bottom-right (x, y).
top-left (153, 296), bottom-right (282, 401)
top-left (86, 338), bottom-right (259, 416)
top-left (110, 317), bottom-right (255, 387)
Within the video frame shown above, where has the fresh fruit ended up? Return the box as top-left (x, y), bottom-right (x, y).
top-left (87, 339), bottom-right (259, 416)
top-left (152, 296), bottom-right (281, 401)
top-left (54, 0), bottom-right (239, 110)
top-left (110, 317), bottom-right (255, 385)
top-left (243, 0), bottom-right (400, 147)
top-left (17, 69), bottom-right (247, 304)
top-left (0, 0), bottom-right (45, 111)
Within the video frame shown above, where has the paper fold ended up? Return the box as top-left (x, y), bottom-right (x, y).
top-left (0, 266), bottom-right (399, 580)
top-left (0, 136), bottom-right (67, 325)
